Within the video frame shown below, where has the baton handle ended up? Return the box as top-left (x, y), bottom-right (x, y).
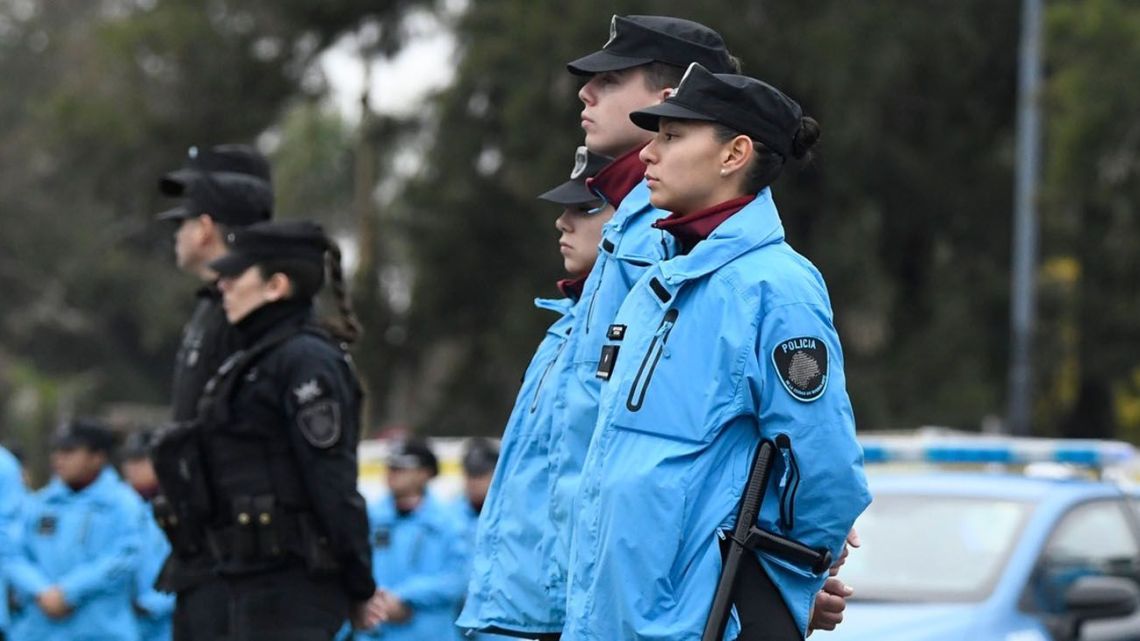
top-left (701, 439), bottom-right (777, 641)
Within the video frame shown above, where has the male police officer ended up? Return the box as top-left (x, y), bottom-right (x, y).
top-left (122, 430), bottom-right (175, 641)
top-left (7, 419), bottom-right (144, 641)
top-left (152, 143), bottom-right (273, 640)
top-left (357, 439), bottom-right (467, 641)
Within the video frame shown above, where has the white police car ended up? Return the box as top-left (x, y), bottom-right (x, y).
top-left (829, 435), bottom-right (1140, 641)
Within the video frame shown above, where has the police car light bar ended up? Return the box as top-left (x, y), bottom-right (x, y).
top-left (860, 434), bottom-right (1136, 469)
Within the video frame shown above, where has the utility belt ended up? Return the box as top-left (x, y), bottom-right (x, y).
top-left (204, 494), bottom-right (340, 576)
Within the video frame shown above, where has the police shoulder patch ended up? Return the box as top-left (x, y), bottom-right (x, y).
top-left (772, 336), bottom-right (829, 402)
top-left (296, 399), bottom-right (341, 448)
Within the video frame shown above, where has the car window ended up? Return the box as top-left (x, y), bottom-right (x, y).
top-left (841, 494), bottom-right (1032, 602)
top-left (1028, 499), bottom-right (1140, 615)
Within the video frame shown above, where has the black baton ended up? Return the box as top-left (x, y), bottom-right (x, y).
top-left (701, 439), bottom-right (832, 641)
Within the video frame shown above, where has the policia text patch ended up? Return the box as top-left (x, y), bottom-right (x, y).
top-left (772, 336), bottom-right (828, 402)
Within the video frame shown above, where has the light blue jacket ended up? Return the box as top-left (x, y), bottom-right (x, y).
top-left (544, 180), bottom-right (675, 606)
top-left (133, 503), bottom-right (174, 641)
top-left (456, 298), bottom-right (576, 636)
top-left (449, 498), bottom-right (519, 641)
top-left (0, 447), bottom-right (26, 634)
top-left (563, 192), bottom-right (872, 641)
top-left (357, 491), bottom-right (467, 641)
top-left (8, 467), bottom-right (143, 641)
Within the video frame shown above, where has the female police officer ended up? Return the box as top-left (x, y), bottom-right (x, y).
top-left (190, 220), bottom-right (380, 640)
top-left (562, 64), bottom-right (871, 641)
top-left (456, 146), bottom-right (613, 640)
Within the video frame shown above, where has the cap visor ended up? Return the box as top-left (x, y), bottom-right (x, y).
top-left (537, 181), bottom-right (599, 206)
top-left (208, 252), bottom-right (257, 278)
top-left (159, 169), bottom-right (199, 196)
top-left (155, 203), bottom-right (193, 222)
top-left (630, 101), bottom-right (719, 132)
top-left (567, 49), bottom-right (654, 75)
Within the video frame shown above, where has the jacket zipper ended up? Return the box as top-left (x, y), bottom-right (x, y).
top-left (626, 308), bottom-right (679, 411)
top-left (584, 258), bottom-right (608, 335)
top-left (530, 340), bottom-right (567, 413)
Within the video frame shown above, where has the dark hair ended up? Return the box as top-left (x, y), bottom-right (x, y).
top-left (712, 116), bottom-right (821, 193)
top-left (256, 237), bottom-right (362, 344)
top-left (640, 54), bottom-right (743, 92)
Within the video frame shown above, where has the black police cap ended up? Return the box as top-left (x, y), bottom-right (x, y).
top-left (387, 438), bottom-right (439, 477)
top-left (461, 438), bottom-right (499, 477)
top-left (630, 63), bottom-right (806, 159)
top-left (155, 144), bottom-right (274, 226)
top-left (160, 144), bottom-right (272, 196)
top-left (208, 220), bottom-right (330, 278)
top-left (536, 146), bottom-right (613, 206)
top-left (51, 418), bottom-right (117, 453)
top-left (567, 15), bottom-right (736, 76)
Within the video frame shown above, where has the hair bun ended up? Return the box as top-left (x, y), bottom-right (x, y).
top-left (791, 116), bottom-right (821, 160)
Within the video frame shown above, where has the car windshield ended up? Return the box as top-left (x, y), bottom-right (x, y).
top-left (841, 494), bottom-right (1033, 602)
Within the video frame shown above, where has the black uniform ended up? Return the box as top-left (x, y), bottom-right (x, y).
top-left (196, 300), bottom-right (374, 640)
top-left (152, 144), bottom-right (274, 641)
top-left (171, 285), bottom-right (239, 422)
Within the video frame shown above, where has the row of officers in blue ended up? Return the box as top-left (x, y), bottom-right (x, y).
top-left (0, 429), bottom-right (498, 641)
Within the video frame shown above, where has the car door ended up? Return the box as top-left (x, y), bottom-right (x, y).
top-left (1022, 498), bottom-right (1140, 641)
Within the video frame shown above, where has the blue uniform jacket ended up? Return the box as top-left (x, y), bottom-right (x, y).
top-left (563, 192), bottom-right (872, 641)
top-left (544, 180), bottom-right (675, 607)
top-left (456, 297), bottom-right (576, 636)
top-left (359, 491), bottom-right (467, 641)
top-left (449, 498), bottom-right (517, 641)
top-left (0, 447), bottom-right (25, 634)
top-left (8, 467), bottom-right (143, 641)
top-left (134, 504), bottom-right (174, 641)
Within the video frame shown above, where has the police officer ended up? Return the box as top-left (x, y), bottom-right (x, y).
top-left (456, 146), bottom-right (613, 640)
top-left (153, 143), bottom-right (274, 641)
top-left (164, 220), bottom-right (379, 640)
top-left (122, 430), bottom-right (175, 641)
top-left (6, 419), bottom-right (144, 641)
top-left (0, 442), bottom-right (26, 641)
top-left (563, 64), bottom-right (873, 641)
top-left (355, 438), bottom-right (467, 641)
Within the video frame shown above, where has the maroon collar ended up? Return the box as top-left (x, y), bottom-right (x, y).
top-left (586, 144), bottom-right (648, 209)
top-left (653, 195), bottom-right (757, 254)
top-left (557, 276), bottom-right (587, 300)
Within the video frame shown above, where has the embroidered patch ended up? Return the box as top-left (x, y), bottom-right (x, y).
top-left (374, 527), bottom-right (391, 549)
top-left (37, 515), bottom-right (58, 535)
top-left (772, 337), bottom-right (828, 402)
top-left (297, 400), bottom-right (341, 448)
top-left (292, 378), bottom-right (323, 404)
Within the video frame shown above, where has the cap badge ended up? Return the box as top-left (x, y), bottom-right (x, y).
top-left (570, 146), bottom-right (590, 179)
top-left (293, 378), bottom-right (323, 404)
top-left (603, 15), bottom-right (618, 48)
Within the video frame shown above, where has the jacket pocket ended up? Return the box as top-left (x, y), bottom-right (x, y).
top-left (625, 308), bottom-right (679, 412)
top-left (530, 341), bottom-right (567, 413)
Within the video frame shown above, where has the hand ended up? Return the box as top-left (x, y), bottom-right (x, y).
top-left (830, 528), bottom-right (861, 576)
top-left (807, 576), bottom-right (854, 635)
top-left (350, 590), bottom-right (386, 630)
top-left (36, 587), bottom-right (71, 619)
top-left (377, 589), bottom-right (413, 624)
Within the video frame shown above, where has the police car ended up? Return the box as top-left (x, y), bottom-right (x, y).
top-left (829, 434), bottom-right (1140, 641)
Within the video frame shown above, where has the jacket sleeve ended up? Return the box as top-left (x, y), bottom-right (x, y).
top-left (281, 344), bottom-right (376, 602)
top-left (57, 489), bottom-right (143, 606)
top-left (134, 510), bottom-right (176, 617)
top-left (750, 300), bottom-right (871, 557)
top-left (391, 519), bottom-right (469, 609)
top-left (5, 497), bottom-right (51, 599)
